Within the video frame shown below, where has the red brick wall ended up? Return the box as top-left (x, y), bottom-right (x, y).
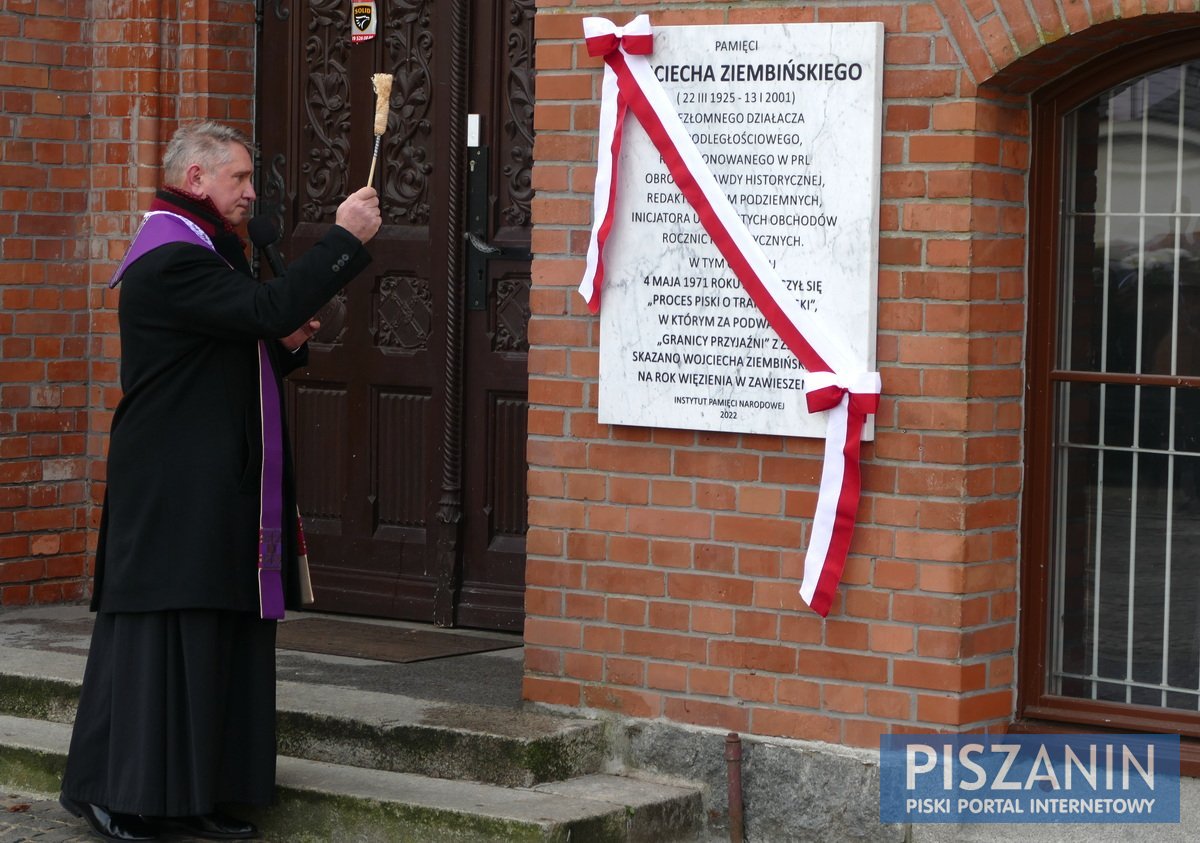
top-left (523, 2), bottom-right (1200, 745)
top-left (0, 0), bottom-right (255, 605)
top-left (1, 0), bottom-right (96, 604)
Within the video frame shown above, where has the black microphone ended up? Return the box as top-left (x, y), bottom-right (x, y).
top-left (248, 215), bottom-right (287, 278)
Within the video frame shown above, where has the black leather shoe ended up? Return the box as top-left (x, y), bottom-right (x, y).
top-left (161, 813), bottom-right (259, 840)
top-left (59, 795), bottom-right (158, 841)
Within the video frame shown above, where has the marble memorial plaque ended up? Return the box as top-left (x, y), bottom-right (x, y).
top-left (598, 22), bottom-right (883, 438)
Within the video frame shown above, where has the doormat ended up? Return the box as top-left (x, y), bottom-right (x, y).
top-left (276, 617), bottom-right (522, 664)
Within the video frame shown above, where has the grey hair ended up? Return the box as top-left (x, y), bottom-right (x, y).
top-left (162, 121), bottom-right (253, 186)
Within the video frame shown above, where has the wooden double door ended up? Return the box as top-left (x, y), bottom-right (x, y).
top-left (257, 0), bottom-right (534, 631)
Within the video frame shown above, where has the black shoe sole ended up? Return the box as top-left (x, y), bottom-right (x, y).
top-left (59, 795), bottom-right (158, 841)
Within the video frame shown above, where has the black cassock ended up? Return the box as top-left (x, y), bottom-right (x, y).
top-left (61, 189), bottom-right (371, 816)
top-left (62, 610), bottom-right (277, 815)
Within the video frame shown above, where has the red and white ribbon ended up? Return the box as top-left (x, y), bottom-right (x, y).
top-left (579, 15), bottom-right (881, 617)
top-left (579, 16), bottom-right (652, 312)
top-left (801, 370), bottom-right (881, 615)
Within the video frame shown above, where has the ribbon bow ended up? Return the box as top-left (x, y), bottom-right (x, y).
top-left (584, 14), bottom-right (653, 57)
top-left (805, 371), bottom-right (883, 416)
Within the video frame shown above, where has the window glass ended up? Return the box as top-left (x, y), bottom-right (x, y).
top-left (1063, 381), bottom-right (1101, 446)
top-left (1051, 435), bottom-right (1200, 712)
top-left (1179, 65), bottom-right (1200, 210)
top-left (1061, 63), bottom-right (1200, 377)
top-left (1049, 61), bottom-right (1200, 716)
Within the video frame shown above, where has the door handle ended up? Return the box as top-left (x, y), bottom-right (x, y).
top-left (466, 231), bottom-right (531, 261)
top-left (465, 231), bottom-right (500, 256)
top-left (464, 232), bottom-right (531, 310)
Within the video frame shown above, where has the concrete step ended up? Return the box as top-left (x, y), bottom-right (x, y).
top-left (0, 714), bottom-right (704, 842)
top-left (0, 645), bottom-right (606, 787)
top-left (276, 681), bottom-right (607, 787)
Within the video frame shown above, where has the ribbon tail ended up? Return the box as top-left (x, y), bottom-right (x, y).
top-left (580, 61), bottom-right (627, 314)
top-left (799, 397), bottom-right (867, 617)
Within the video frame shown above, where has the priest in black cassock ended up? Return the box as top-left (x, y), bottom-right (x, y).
top-left (59, 121), bottom-right (381, 841)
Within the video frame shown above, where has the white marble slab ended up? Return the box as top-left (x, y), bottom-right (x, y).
top-left (598, 22), bottom-right (883, 439)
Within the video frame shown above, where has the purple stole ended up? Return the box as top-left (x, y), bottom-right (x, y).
top-left (111, 212), bottom-right (289, 619)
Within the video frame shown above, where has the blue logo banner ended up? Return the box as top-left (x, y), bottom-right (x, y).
top-left (880, 733), bottom-right (1180, 823)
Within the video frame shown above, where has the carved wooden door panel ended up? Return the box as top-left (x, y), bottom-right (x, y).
top-left (257, 0), bottom-right (532, 630)
top-left (455, 0), bottom-right (534, 631)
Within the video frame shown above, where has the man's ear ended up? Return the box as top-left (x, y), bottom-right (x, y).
top-left (183, 162), bottom-right (206, 197)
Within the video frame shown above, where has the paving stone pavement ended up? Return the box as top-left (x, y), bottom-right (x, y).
top-left (0, 793), bottom-right (93, 843)
top-left (0, 792), bottom-right (234, 842)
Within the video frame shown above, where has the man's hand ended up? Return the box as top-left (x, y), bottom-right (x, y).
top-left (281, 319), bottom-right (320, 352)
top-left (335, 186), bottom-right (382, 244)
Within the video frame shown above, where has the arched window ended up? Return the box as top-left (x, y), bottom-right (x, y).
top-left (1023, 35), bottom-right (1200, 751)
